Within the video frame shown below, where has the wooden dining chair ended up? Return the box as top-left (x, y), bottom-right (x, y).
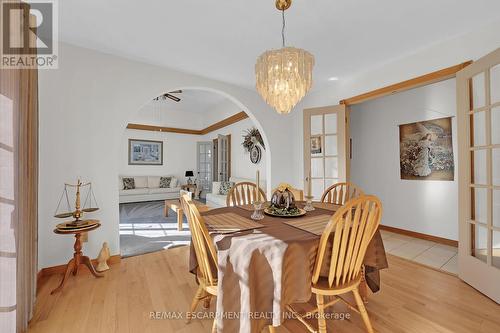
top-left (226, 182), bottom-right (267, 207)
top-left (271, 187), bottom-right (304, 201)
top-left (320, 182), bottom-right (364, 205)
top-left (287, 195), bottom-right (382, 333)
top-left (180, 194), bottom-right (218, 332)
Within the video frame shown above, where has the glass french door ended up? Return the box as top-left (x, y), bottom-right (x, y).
top-left (457, 47), bottom-right (500, 303)
top-left (217, 134), bottom-right (230, 181)
top-left (303, 105), bottom-right (348, 200)
top-left (197, 142), bottom-right (213, 198)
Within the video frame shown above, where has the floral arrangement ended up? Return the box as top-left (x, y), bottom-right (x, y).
top-left (242, 128), bottom-right (265, 152)
top-left (276, 183), bottom-right (293, 192)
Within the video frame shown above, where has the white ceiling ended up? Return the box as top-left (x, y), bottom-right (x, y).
top-left (148, 89), bottom-right (228, 114)
top-left (60, 0), bottom-right (500, 90)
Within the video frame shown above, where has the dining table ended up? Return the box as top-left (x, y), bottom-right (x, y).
top-left (189, 202), bottom-right (388, 333)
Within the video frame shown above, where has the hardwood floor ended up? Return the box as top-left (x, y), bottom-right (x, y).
top-left (29, 246), bottom-right (500, 333)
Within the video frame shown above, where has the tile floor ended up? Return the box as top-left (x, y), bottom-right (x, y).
top-left (380, 229), bottom-right (458, 274)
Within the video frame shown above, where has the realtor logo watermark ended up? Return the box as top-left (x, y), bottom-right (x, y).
top-left (1, 0), bottom-right (58, 68)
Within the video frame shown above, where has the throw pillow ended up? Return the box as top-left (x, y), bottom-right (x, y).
top-left (122, 177), bottom-right (135, 190)
top-left (219, 181), bottom-right (235, 195)
top-left (170, 177), bottom-right (178, 188)
top-left (159, 176), bottom-right (172, 188)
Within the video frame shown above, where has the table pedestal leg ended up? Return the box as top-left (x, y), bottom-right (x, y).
top-left (82, 255), bottom-right (104, 278)
top-left (51, 232), bottom-right (103, 294)
top-left (51, 258), bottom-right (75, 294)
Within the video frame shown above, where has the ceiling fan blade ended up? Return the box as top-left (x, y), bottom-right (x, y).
top-left (165, 94), bottom-right (181, 102)
top-left (169, 90), bottom-right (182, 94)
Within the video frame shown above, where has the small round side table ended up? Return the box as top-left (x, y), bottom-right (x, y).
top-left (51, 223), bottom-right (103, 294)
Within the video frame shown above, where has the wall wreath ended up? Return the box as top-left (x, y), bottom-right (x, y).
top-left (242, 128), bottom-right (265, 164)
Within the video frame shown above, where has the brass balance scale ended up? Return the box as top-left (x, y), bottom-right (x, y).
top-left (51, 180), bottom-right (103, 294)
top-left (54, 179), bottom-right (100, 230)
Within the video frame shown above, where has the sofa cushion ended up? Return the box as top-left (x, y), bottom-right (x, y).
top-left (206, 192), bottom-right (227, 208)
top-left (122, 177), bottom-right (135, 190)
top-left (119, 188), bottom-right (148, 196)
top-left (149, 187), bottom-right (178, 194)
top-left (133, 176), bottom-right (148, 188)
top-left (160, 176), bottom-right (172, 188)
top-left (170, 177), bottom-right (178, 188)
top-left (148, 176), bottom-right (161, 188)
top-left (212, 181), bottom-right (221, 195)
top-left (219, 181), bottom-right (234, 195)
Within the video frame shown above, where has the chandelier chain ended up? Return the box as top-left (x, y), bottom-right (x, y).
top-left (281, 9), bottom-right (286, 48)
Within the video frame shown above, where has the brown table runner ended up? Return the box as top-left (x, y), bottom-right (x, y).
top-left (189, 204), bottom-right (388, 333)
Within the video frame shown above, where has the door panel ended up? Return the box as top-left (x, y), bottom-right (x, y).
top-left (303, 105), bottom-right (347, 200)
top-left (197, 141), bottom-right (212, 198)
top-left (217, 134), bottom-right (230, 181)
top-left (457, 47), bottom-right (500, 303)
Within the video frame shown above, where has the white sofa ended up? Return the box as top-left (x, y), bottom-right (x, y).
top-left (206, 176), bottom-right (267, 208)
top-left (119, 175), bottom-right (181, 203)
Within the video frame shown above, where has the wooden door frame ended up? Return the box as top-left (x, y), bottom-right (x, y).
top-left (339, 61), bottom-right (472, 106)
top-left (334, 60), bottom-right (472, 184)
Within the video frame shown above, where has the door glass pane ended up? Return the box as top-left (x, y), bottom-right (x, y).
top-left (471, 187), bottom-right (488, 223)
top-left (494, 190), bottom-right (500, 229)
top-left (324, 178), bottom-right (337, 190)
top-left (310, 136), bottom-right (322, 157)
top-left (324, 135), bottom-right (338, 156)
top-left (493, 149), bottom-right (500, 186)
top-left (311, 115), bottom-right (322, 135)
top-left (312, 178), bottom-right (324, 200)
top-left (493, 230), bottom-right (500, 269)
top-left (472, 149), bottom-right (488, 185)
top-left (472, 111), bottom-right (486, 146)
top-left (324, 113), bottom-right (337, 134)
top-left (472, 223), bottom-right (488, 263)
top-left (491, 64), bottom-right (500, 105)
top-left (472, 72), bottom-right (486, 109)
top-left (491, 107), bottom-right (500, 144)
top-left (325, 157), bottom-right (338, 178)
top-left (311, 158), bottom-right (323, 178)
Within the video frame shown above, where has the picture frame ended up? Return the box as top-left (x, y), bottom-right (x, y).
top-left (310, 136), bottom-right (322, 154)
top-left (399, 117), bottom-right (454, 181)
top-left (128, 139), bottom-right (163, 165)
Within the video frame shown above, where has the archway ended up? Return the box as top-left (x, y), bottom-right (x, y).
top-left (117, 87), bottom-right (272, 257)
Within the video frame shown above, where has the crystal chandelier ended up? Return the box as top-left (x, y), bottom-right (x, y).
top-left (255, 0), bottom-right (315, 114)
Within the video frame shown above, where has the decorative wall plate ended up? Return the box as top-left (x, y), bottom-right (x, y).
top-left (250, 145), bottom-right (262, 164)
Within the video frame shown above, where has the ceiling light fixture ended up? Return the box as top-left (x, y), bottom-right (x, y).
top-left (255, 0), bottom-right (315, 115)
top-left (328, 77), bottom-right (339, 81)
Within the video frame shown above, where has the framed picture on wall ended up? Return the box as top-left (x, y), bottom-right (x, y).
top-left (399, 117), bottom-right (454, 181)
top-left (128, 139), bottom-right (163, 165)
top-left (310, 136), bottom-right (322, 154)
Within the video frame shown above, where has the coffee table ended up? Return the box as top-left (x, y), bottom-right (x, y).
top-left (164, 199), bottom-right (210, 230)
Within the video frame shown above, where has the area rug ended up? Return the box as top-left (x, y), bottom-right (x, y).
top-left (119, 200), bottom-right (191, 258)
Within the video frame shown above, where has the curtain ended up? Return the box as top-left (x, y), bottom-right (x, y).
top-left (0, 2), bottom-right (39, 332)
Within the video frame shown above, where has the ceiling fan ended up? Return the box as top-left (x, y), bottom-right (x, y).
top-left (154, 90), bottom-right (182, 102)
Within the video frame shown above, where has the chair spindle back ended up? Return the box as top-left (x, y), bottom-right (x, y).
top-left (180, 194), bottom-right (217, 286)
top-left (312, 195), bottom-right (382, 288)
top-left (321, 182), bottom-right (364, 205)
top-left (226, 182), bottom-right (267, 207)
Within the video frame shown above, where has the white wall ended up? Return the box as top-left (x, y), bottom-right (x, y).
top-left (350, 79), bottom-right (458, 240)
top-left (201, 117), bottom-right (267, 182)
top-left (38, 42), bottom-right (296, 269)
top-left (119, 129), bottom-right (198, 182)
top-left (291, 19), bottom-right (500, 188)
